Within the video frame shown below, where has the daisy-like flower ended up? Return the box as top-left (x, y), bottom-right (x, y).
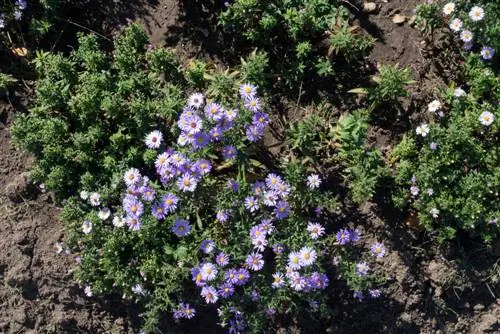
top-left (200, 239), bottom-right (215, 254)
top-left (479, 111), bottom-right (495, 126)
top-left (245, 96), bottom-right (261, 112)
top-left (89, 192), bottom-right (101, 206)
top-left (263, 190), bottom-right (278, 207)
top-left (309, 272), bottom-right (329, 290)
top-left (82, 220), bottom-right (92, 234)
top-left (265, 173), bottom-right (283, 190)
top-left (369, 289), bottom-right (381, 298)
top-left (124, 197), bottom-right (144, 217)
top-left (234, 268), bottom-right (250, 286)
top-left (192, 132), bottom-right (210, 150)
top-left (371, 242), bottom-right (386, 258)
top-left (182, 115), bottom-right (203, 134)
top-left (306, 174), bottom-right (322, 189)
top-left (430, 208), bottom-right (440, 218)
top-left (194, 159), bottom-right (212, 176)
top-left (245, 125), bottom-right (264, 142)
top-left (84, 285), bottom-right (93, 297)
top-left (80, 190), bottom-right (89, 200)
top-left (218, 283), bottom-right (235, 298)
top-left (204, 102), bottom-right (224, 121)
top-left (112, 215), bottom-right (126, 227)
top-left (252, 236), bottom-right (268, 252)
top-left (188, 92), bottom-right (204, 108)
top-left (132, 284), bottom-right (146, 296)
top-left (124, 168), bottom-right (141, 187)
top-left (170, 152), bottom-right (186, 167)
top-left (258, 219), bottom-right (275, 235)
top-left (177, 173), bottom-right (198, 192)
top-left (224, 108), bottom-right (238, 121)
top-left (225, 269), bottom-right (238, 285)
top-left (216, 210), bottom-right (229, 223)
top-left (442, 2), bottom-right (455, 15)
top-left (272, 272), bottom-right (285, 289)
top-left (299, 246), bottom-right (317, 267)
top-left (307, 222), bottom-right (325, 239)
top-left (161, 193), bottom-right (179, 213)
top-left (246, 252), bottom-right (264, 271)
top-left (480, 46), bottom-right (495, 61)
top-left (252, 181), bottom-right (265, 196)
top-left (172, 219), bottom-right (192, 237)
top-left (428, 100), bottom-right (441, 112)
top-left (289, 272), bottom-right (307, 291)
top-left (449, 18), bottom-right (462, 32)
top-left (126, 216), bottom-right (142, 231)
top-left (53, 242), bottom-right (63, 254)
top-left (336, 228), bottom-right (351, 245)
top-left (252, 112), bottom-right (269, 128)
top-left (469, 6), bottom-right (484, 21)
top-left (274, 200), bottom-right (290, 220)
top-left (201, 286), bottom-right (219, 304)
top-left (200, 263), bottom-right (218, 281)
top-left (98, 207), bottom-right (111, 220)
top-left (191, 267), bottom-right (206, 287)
top-left (353, 291), bottom-right (364, 300)
top-left (416, 124), bottom-right (430, 137)
top-left (288, 251), bottom-right (302, 270)
top-left (152, 203), bottom-right (166, 220)
top-left (249, 225), bottom-right (266, 239)
top-left (216, 252), bottom-right (230, 267)
top-left (181, 303), bottom-right (196, 319)
top-left (272, 243), bottom-right (285, 254)
top-left (453, 88), bottom-right (466, 97)
top-left (240, 83), bottom-right (257, 99)
top-left (145, 130), bottom-right (163, 149)
top-left (140, 187), bottom-right (155, 202)
top-left (410, 185), bottom-right (420, 196)
top-left (244, 196), bottom-right (259, 212)
top-left (460, 30), bottom-right (473, 43)
top-left (209, 127), bottom-right (223, 142)
top-left (355, 262), bottom-right (370, 276)
top-left (222, 145), bottom-right (237, 160)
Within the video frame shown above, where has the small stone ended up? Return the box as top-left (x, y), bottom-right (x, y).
top-left (473, 304), bottom-right (485, 311)
top-left (363, 2), bottom-right (377, 13)
top-left (393, 14), bottom-right (406, 24)
top-left (408, 15), bottom-right (416, 25)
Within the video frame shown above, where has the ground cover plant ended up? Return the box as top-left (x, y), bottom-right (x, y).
top-left (218, 0), bottom-right (375, 89)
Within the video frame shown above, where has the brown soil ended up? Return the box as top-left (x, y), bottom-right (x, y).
top-left (0, 0), bottom-right (499, 333)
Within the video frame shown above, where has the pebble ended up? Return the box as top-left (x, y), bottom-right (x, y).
top-left (393, 14), bottom-right (406, 24)
top-left (363, 2), bottom-right (377, 13)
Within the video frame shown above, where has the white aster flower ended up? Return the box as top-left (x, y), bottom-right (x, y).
top-left (479, 111), bottom-right (494, 126)
top-left (113, 215), bottom-right (126, 228)
top-left (428, 100), bottom-right (441, 112)
top-left (430, 208), bottom-right (440, 218)
top-left (416, 124), bottom-right (430, 137)
top-left (469, 6), bottom-right (484, 22)
top-left (84, 285), bottom-right (93, 297)
top-left (80, 190), bottom-right (89, 200)
top-left (460, 30), bottom-right (473, 43)
top-left (453, 88), bottom-right (466, 97)
top-left (449, 18), bottom-right (462, 32)
top-left (89, 192), bottom-right (101, 206)
top-left (82, 220), bottom-right (93, 234)
top-left (299, 246), bottom-right (317, 267)
top-left (98, 207), bottom-right (111, 220)
top-left (188, 92), bottom-right (204, 109)
top-left (443, 3), bottom-right (455, 16)
top-left (145, 130), bottom-right (163, 149)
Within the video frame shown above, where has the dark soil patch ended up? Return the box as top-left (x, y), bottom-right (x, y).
top-left (0, 0), bottom-right (499, 333)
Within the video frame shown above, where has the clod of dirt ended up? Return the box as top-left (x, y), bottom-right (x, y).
top-left (5, 172), bottom-right (34, 202)
top-left (363, 2), bottom-right (378, 13)
top-left (392, 14), bottom-right (407, 24)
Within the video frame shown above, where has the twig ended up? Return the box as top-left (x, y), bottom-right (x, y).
top-left (64, 19), bottom-right (112, 41)
top-left (485, 283), bottom-right (496, 299)
top-left (296, 80), bottom-right (303, 107)
top-left (341, 0), bottom-right (360, 12)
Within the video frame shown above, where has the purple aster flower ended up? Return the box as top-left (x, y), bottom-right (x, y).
top-left (258, 219), bottom-right (274, 234)
top-left (200, 239), bottom-right (215, 254)
top-left (194, 159), bottom-right (212, 176)
top-left (251, 181), bottom-right (265, 196)
top-left (272, 243), bottom-right (285, 254)
top-left (429, 142), bottom-right (438, 150)
top-left (126, 216), bottom-right (142, 231)
top-left (271, 272), bottom-right (285, 288)
top-left (200, 262), bottom-right (218, 281)
top-left (124, 168), bottom-right (141, 187)
top-left (252, 112), bottom-right (269, 128)
top-left (191, 267), bottom-right (206, 287)
top-left (265, 173), bottom-right (283, 190)
top-left (353, 291), bottom-right (364, 300)
top-left (209, 127), bottom-right (223, 142)
top-left (274, 200), bottom-right (290, 219)
top-left (299, 246), bottom-right (317, 267)
top-left (245, 96), bottom-right (261, 112)
top-left (224, 108), bottom-right (238, 121)
top-left (181, 115), bottom-right (204, 134)
top-left (152, 203), bottom-right (166, 220)
top-left (222, 145), bottom-right (237, 160)
top-left (275, 181), bottom-right (291, 198)
top-left (225, 269), bottom-right (239, 284)
top-left (173, 308), bottom-right (184, 319)
top-left (265, 307), bottom-right (276, 318)
top-left (289, 272), bottom-right (307, 291)
top-left (14, 10), bottom-right (22, 21)
top-left (234, 268), bottom-right (250, 286)
top-left (227, 179), bottom-right (239, 192)
top-left (287, 251), bottom-right (302, 270)
top-left (356, 262), bottom-right (370, 276)
top-left (161, 193), bottom-right (179, 213)
top-left (369, 289), bottom-right (381, 298)
top-left (307, 222), bottom-right (325, 239)
top-left (336, 228), bottom-right (351, 245)
top-left (155, 152), bottom-right (171, 171)
top-left (309, 272), bottom-right (329, 290)
top-left (250, 290), bottom-right (260, 302)
top-left (244, 196), bottom-right (259, 212)
top-left (371, 242), bottom-right (386, 258)
top-left (216, 252), bottom-right (230, 267)
top-left (177, 173), bottom-right (198, 192)
top-left (460, 30), bottom-right (473, 43)
top-left (201, 286), bottom-right (218, 304)
top-left (16, 0), bottom-right (27, 10)
top-left (263, 190), bottom-right (278, 206)
top-left (172, 219), bottom-right (192, 237)
top-left (140, 187), bottom-right (155, 202)
top-left (145, 130), bottom-right (163, 149)
top-left (216, 209), bottom-right (230, 222)
top-left (246, 252), bottom-right (264, 271)
top-left (204, 102), bottom-right (224, 121)
top-left (218, 283), bottom-right (235, 298)
top-left (240, 83), bottom-right (257, 99)
top-left (245, 125), bottom-right (264, 142)
top-left (217, 116), bottom-right (233, 132)
top-left (480, 46), bottom-right (495, 60)
top-left (192, 132), bottom-right (210, 150)
top-left (252, 236), bottom-right (268, 252)
top-left (410, 185), bottom-right (420, 196)
top-left (124, 197), bottom-right (144, 217)
top-left (349, 228), bottom-right (361, 242)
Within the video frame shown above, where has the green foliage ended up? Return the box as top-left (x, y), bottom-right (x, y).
top-left (239, 49), bottom-right (269, 89)
top-left (392, 56), bottom-right (499, 243)
top-left (336, 109), bottom-right (388, 204)
top-left (219, 0), bottom-right (372, 88)
top-left (0, 72), bottom-right (17, 91)
top-left (369, 64), bottom-right (415, 104)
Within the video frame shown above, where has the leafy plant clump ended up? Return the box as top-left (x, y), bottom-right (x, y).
top-left (392, 55), bottom-right (499, 243)
top-left (219, 0), bottom-right (375, 88)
